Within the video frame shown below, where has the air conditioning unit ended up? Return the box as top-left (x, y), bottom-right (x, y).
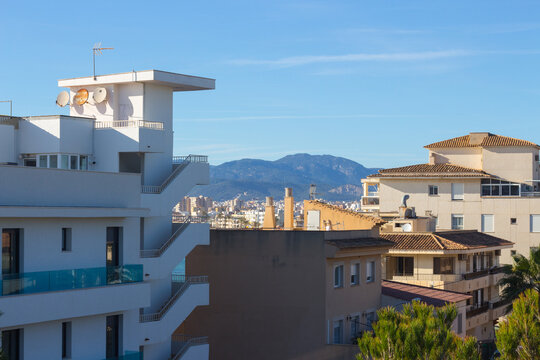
top-left (458, 254), bottom-right (468, 261)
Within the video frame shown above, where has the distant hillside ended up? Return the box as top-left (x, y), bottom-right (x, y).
top-left (190, 154), bottom-right (379, 201)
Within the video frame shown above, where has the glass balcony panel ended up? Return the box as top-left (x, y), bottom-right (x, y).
top-left (0, 265), bottom-right (142, 296)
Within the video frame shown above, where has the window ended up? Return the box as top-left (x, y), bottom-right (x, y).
top-left (70, 155), bottom-right (78, 170)
top-left (49, 155), bottom-right (58, 168)
top-left (366, 261), bottom-right (375, 282)
top-left (38, 154), bottom-right (48, 168)
top-left (395, 257), bottom-right (414, 276)
top-left (531, 215), bottom-right (540, 232)
top-left (23, 157), bottom-right (36, 167)
top-left (457, 313), bottom-right (462, 333)
top-left (62, 322), bottom-right (72, 359)
top-left (510, 218), bottom-right (517, 225)
top-left (334, 265), bottom-right (343, 288)
top-left (451, 214), bottom-right (464, 230)
top-left (366, 312), bottom-right (376, 330)
top-left (451, 183), bottom-right (464, 200)
top-left (79, 155), bottom-right (88, 170)
top-left (511, 250), bottom-right (517, 256)
top-left (434, 257), bottom-right (454, 274)
top-left (481, 214), bottom-right (494, 233)
top-left (106, 315), bottom-right (120, 358)
top-left (350, 315), bottom-right (360, 339)
top-left (350, 263), bottom-right (360, 285)
top-left (333, 320), bottom-right (343, 344)
top-left (61, 155), bottom-right (69, 169)
top-left (481, 178), bottom-right (520, 197)
top-left (2, 329), bottom-right (20, 360)
top-left (62, 228), bottom-right (72, 252)
top-left (428, 185), bottom-right (439, 196)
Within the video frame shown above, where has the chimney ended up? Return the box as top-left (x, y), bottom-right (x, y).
top-left (262, 196), bottom-right (276, 229)
top-left (284, 188), bottom-right (294, 230)
top-left (429, 153), bottom-right (436, 165)
top-left (469, 132), bottom-right (490, 146)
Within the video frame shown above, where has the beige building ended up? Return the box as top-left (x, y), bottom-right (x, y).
top-left (362, 132), bottom-right (540, 263)
top-left (179, 229), bottom-right (394, 360)
top-left (304, 200), bottom-right (385, 231)
top-left (379, 225), bottom-right (512, 341)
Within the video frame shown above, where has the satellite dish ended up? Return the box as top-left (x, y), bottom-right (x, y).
top-left (56, 91), bottom-right (70, 107)
top-left (402, 223), bottom-right (413, 232)
top-left (73, 89), bottom-right (89, 105)
top-left (93, 87), bottom-right (108, 104)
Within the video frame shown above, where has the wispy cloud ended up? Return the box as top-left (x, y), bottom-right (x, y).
top-left (176, 114), bottom-right (418, 123)
top-left (229, 50), bottom-right (470, 67)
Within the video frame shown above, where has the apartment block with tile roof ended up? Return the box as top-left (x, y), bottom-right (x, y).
top-left (361, 131), bottom-right (540, 264)
top-left (379, 217), bottom-right (513, 341)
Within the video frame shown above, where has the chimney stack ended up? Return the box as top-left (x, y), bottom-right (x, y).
top-left (284, 188), bottom-right (294, 230)
top-left (262, 196), bottom-right (276, 229)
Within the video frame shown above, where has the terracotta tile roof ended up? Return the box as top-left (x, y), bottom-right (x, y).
top-left (368, 163), bottom-right (490, 178)
top-left (382, 280), bottom-right (471, 306)
top-left (305, 200), bottom-right (385, 225)
top-left (425, 134), bottom-right (539, 149)
top-left (326, 238), bottom-right (395, 249)
top-left (379, 230), bottom-right (513, 251)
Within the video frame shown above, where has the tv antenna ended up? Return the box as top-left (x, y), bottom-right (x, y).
top-left (92, 43), bottom-right (114, 80)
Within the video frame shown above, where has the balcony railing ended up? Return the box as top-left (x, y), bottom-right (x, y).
top-left (94, 120), bottom-right (164, 130)
top-left (171, 335), bottom-right (209, 360)
top-left (0, 264), bottom-right (143, 296)
top-left (140, 217), bottom-right (192, 258)
top-left (387, 273), bottom-right (463, 282)
top-left (142, 155), bottom-right (209, 194)
top-left (466, 303), bottom-right (490, 318)
top-left (490, 298), bottom-right (511, 310)
top-left (462, 269), bottom-right (489, 280)
top-left (489, 266), bottom-right (506, 275)
top-left (139, 274), bottom-right (208, 322)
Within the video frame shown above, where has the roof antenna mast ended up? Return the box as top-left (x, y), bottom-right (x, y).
top-left (92, 43), bottom-right (114, 80)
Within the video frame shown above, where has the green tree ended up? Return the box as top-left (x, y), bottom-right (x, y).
top-left (356, 301), bottom-right (480, 360)
top-left (495, 289), bottom-right (540, 360)
top-left (499, 247), bottom-right (540, 305)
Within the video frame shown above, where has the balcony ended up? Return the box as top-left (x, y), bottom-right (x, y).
top-left (362, 196), bottom-right (380, 206)
top-left (0, 264), bottom-right (143, 296)
top-left (466, 303), bottom-right (489, 318)
top-left (94, 120), bottom-right (164, 130)
top-left (387, 273), bottom-right (463, 283)
top-left (462, 269), bottom-right (489, 281)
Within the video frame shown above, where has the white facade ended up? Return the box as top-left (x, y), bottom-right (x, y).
top-left (0, 70), bottom-right (214, 359)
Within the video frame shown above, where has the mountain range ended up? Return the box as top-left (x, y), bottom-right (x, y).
top-left (191, 153), bottom-right (379, 201)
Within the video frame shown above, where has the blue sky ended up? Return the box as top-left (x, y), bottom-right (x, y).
top-left (2, 1), bottom-right (540, 167)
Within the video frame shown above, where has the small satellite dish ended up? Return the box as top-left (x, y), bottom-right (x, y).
top-left (93, 87), bottom-right (107, 104)
top-left (56, 91), bottom-right (70, 107)
top-left (402, 223), bottom-right (413, 232)
top-left (73, 89), bottom-right (89, 105)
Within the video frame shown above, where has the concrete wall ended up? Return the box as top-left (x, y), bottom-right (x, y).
top-left (0, 125), bottom-right (16, 163)
top-left (183, 230), bottom-right (328, 360)
top-left (0, 165), bottom-right (141, 208)
top-left (430, 148), bottom-right (482, 169)
top-left (482, 147), bottom-right (537, 183)
top-left (304, 200), bottom-right (379, 231)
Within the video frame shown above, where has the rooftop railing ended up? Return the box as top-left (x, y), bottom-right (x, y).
top-left (171, 335), bottom-right (209, 360)
top-left (0, 264), bottom-right (143, 296)
top-left (490, 298), bottom-right (511, 310)
top-left (94, 120), bottom-right (164, 130)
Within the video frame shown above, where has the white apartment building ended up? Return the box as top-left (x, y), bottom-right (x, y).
top-left (0, 70), bottom-right (214, 360)
top-left (362, 132), bottom-right (540, 264)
